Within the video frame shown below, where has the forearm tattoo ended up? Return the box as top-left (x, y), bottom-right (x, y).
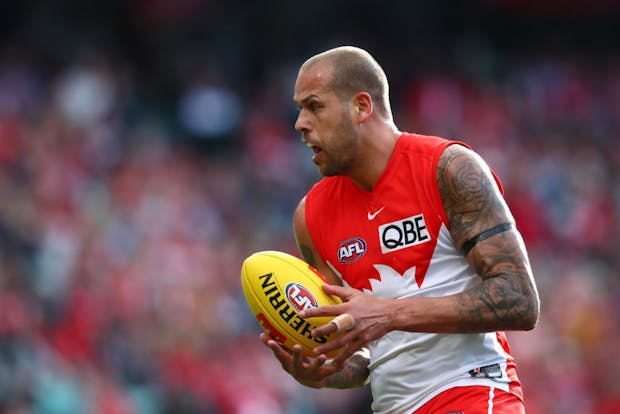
top-left (461, 223), bottom-right (514, 256)
top-left (324, 353), bottom-right (370, 389)
top-left (455, 232), bottom-right (538, 331)
top-left (437, 145), bottom-right (539, 331)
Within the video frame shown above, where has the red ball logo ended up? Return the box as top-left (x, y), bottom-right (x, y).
top-left (285, 282), bottom-right (318, 312)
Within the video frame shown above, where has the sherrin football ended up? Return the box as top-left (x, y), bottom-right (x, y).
top-left (241, 250), bottom-right (344, 358)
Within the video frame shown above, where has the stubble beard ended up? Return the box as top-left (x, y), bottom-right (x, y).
top-left (317, 117), bottom-right (358, 177)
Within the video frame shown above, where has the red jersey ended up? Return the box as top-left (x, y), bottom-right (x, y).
top-left (305, 133), bottom-right (522, 413)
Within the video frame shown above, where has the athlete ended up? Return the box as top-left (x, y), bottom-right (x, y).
top-left (260, 46), bottom-right (540, 413)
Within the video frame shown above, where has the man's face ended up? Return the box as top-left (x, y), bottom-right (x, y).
top-left (293, 63), bottom-right (358, 177)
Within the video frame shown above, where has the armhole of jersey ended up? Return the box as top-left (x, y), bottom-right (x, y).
top-left (491, 170), bottom-right (505, 195)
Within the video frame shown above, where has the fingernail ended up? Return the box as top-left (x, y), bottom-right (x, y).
top-left (299, 311), bottom-right (306, 318)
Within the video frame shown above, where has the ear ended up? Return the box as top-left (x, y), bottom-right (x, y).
top-left (352, 92), bottom-right (373, 123)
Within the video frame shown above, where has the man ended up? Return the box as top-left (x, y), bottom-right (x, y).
top-left (260, 46), bottom-right (540, 413)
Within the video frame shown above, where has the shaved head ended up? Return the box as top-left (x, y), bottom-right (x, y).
top-left (300, 46), bottom-right (392, 120)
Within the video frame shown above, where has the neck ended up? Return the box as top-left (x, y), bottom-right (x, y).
top-left (348, 125), bottom-right (401, 191)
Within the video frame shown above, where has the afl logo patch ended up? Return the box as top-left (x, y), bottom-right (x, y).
top-left (338, 237), bottom-right (367, 264)
top-left (285, 282), bottom-right (318, 312)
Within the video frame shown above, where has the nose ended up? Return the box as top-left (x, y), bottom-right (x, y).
top-left (294, 110), bottom-right (309, 134)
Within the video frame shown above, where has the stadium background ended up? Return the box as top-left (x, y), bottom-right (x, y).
top-left (0, 1), bottom-right (619, 413)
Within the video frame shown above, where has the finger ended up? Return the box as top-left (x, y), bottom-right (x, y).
top-left (330, 343), bottom-right (361, 369)
top-left (306, 353), bottom-right (329, 371)
top-left (330, 313), bottom-right (356, 333)
top-left (290, 345), bottom-right (336, 377)
top-left (261, 334), bottom-right (293, 362)
top-left (299, 304), bottom-right (343, 319)
top-left (312, 330), bottom-right (358, 356)
top-left (260, 332), bottom-right (278, 349)
top-left (310, 313), bottom-right (355, 338)
top-left (321, 284), bottom-right (359, 301)
top-left (290, 344), bottom-right (305, 372)
top-left (310, 321), bottom-right (338, 338)
top-left (259, 332), bottom-right (276, 345)
top-left (321, 335), bottom-right (367, 369)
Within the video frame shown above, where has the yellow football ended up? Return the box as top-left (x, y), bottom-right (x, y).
top-left (241, 250), bottom-right (344, 358)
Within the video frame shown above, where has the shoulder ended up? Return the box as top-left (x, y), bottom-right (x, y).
top-left (402, 132), bottom-right (468, 149)
top-left (437, 143), bottom-right (477, 170)
top-left (436, 143), bottom-right (500, 205)
top-left (400, 133), bottom-right (471, 164)
top-left (436, 144), bottom-right (504, 195)
top-left (435, 144), bottom-right (512, 250)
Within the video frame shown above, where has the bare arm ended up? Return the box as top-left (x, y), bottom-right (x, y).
top-left (434, 144), bottom-right (539, 331)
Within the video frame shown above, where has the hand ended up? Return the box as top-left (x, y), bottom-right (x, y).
top-left (298, 284), bottom-right (392, 368)
top-left (259, 332), bottom-right (341, 388)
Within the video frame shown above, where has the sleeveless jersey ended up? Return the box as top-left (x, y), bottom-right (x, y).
top-left (305, 133), bottom-right (522, 413)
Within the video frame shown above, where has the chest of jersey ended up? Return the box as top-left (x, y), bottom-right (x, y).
top-left (318, 155), bottom-right (444, 294)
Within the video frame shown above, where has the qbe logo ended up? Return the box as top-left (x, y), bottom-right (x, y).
top-left (378, 214), bottom-right (430, 254)
top-left (285, 282), bottom-right (318, 312)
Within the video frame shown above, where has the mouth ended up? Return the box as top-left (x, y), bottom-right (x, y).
top-left (304, 140), bottom-right (323, 159)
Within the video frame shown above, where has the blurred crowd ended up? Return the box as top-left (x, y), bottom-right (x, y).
top-left (0, 2), bottom-right (619, 414)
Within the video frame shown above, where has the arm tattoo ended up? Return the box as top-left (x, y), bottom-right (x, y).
top-left (324, 353), bottom-right (370, 389)
top-left (437, 145), bottom-right (539, 331)
top-left (461, 223), bottom-right (514, 256)
top-left (298, 244), bottom-right (316, 267)
top-left (437, 145), bottom-right (508, 245)
top-left (455, 232), bottom-right (538, 331)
